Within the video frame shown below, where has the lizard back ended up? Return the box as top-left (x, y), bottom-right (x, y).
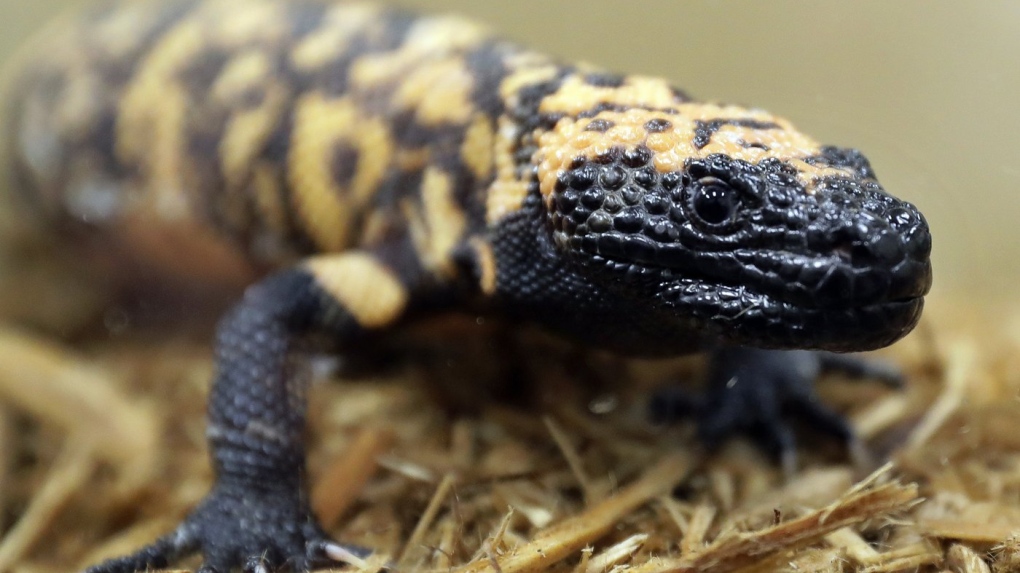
top-left (3, 0), bottom-right (930, 352)
top-left (4, 0), bottom-right (543, 281)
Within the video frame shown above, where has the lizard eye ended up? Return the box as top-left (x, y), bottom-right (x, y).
top-left (687, 176), bottom-right (741, 230)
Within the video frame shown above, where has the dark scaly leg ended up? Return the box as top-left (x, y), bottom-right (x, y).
top-left (87, 252), bottom-right (416, 573)
top-left (817, 352), bottom-right (904, 388)
top-left (650, 348), bottom-right (904, 473)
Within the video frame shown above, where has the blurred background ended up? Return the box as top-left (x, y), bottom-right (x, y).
top-left (0, 0), bottom-right (1017, 303)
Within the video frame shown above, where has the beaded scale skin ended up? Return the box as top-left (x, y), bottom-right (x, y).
top-left (2, 0), bottom-right (932, 571)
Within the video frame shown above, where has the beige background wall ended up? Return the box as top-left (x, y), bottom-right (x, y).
top-left (1, 1), bottom-right (1017, 301)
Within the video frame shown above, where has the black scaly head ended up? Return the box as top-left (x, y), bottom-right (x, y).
top-left (538, 106), bottom-right (932, 352)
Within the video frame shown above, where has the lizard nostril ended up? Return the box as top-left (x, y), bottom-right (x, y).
top-left (852, 243), bottom-right (874, 263)
top-left (867, 232), bottom-right (904, 264)
top-left (830, 232), bottom-right (872, 264)
top-left (829, 214), bottom-right (907, 267)
top-left (833, 236), bottom-right (901, 267)
top-left (832, 243), bottom-right (853, 262)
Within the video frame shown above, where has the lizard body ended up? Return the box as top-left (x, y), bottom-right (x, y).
top-left (2, 1), bottom-right (932, 571)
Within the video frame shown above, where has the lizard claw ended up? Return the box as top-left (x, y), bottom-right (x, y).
top-left (243, 554), bottom-right (271, 573)
top-left (85, 484), bottom-right (365, 573)
top-left (83, 522), bottom-right (199, 573)
top-left (651, 348), bottom-right (892, 468)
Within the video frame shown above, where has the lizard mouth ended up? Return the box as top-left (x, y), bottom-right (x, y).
top-left (659, 274), bottom-right (925, 352)
top-left (574, 232), bottom-right (931, 305)
top-left (577, 234), bottom-right (930, 351)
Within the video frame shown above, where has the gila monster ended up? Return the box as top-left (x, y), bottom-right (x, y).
top-left (1, 0), bottom-right (932, 571)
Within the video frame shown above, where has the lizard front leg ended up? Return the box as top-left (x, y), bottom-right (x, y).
top-left (86, 251), bottom-right (418, 573)
top-left (650, 348), bottom-right (905, 473)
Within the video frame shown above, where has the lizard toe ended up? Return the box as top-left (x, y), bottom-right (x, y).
top-left (653, 347), bottom-right (889, 469)
top-left (87, 483), bottom-right (364, 573)
top-left (83, 522), bottom-right (199, 573)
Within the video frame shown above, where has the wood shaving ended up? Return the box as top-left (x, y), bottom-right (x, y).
top-left (0, 294), bottom-right (1017, 573)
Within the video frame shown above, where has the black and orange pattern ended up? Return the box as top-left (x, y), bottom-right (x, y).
top-left (1, 1), bottom-right (932, 571)
top-left (7, 0), bottom-right (867, 289)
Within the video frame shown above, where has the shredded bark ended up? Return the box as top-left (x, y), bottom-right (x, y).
top-left (1, 296), bottom-right (1019, 572)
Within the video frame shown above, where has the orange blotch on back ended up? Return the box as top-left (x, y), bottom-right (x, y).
top-left (537, 104), bottom-right (857, 206)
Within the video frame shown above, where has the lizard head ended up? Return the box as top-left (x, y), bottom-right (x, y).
top-left (538, 105), bottom-right (932, 352)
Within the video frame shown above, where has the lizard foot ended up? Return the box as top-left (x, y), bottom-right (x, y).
top-left (650, 347), bottom-right (903, 472)
top-left (85, 484), bottom-right (368, 573)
